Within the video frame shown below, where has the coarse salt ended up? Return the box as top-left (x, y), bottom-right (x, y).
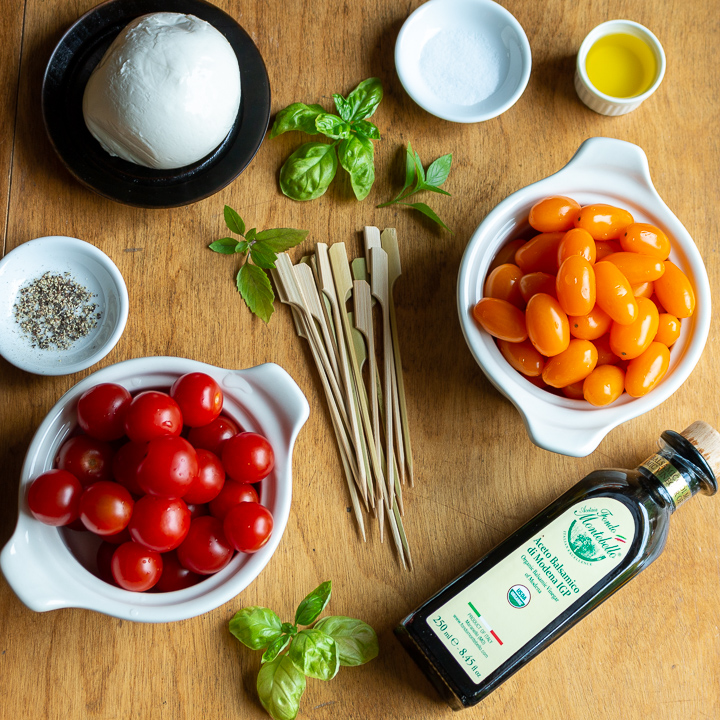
top-left (419, 29), bottom-right (503, 106)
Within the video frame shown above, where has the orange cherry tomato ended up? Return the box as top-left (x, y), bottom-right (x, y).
top-left (557, 227), bottom-right (596, 265)
top-left (562, 380), bottom-right (586, 400)
top-left (653, 261), bottom-right (696, 318)
top-left (650, 295), bottom-right (666, 314)
top-left (489, 238), bottom-right (527, 273)
top-left (525, 293), bottom-right (570, 357)
top-left (592, 334), bottom-right (620, 366)
top-left (514, 232), bottom-right (565, 274)
top-left (519, 272), bottom-right (557, 302)
top-left (595, 240), bottom-right (622, 261)
top-left (631, 281), bottom-right (654, 298)
top-left (484, 263), bottom-right (525, 309)
top-left (603, 252), bottom-right (665, 284)
top-left (568, 305), bottom-right (612, 340)
top-left (620, 223), bottom-right (671, 259)
top-left (609, 297), bottom-right (659, 360)
top-left (583, 365), bottom-right (625, 406)
top-left (497, 339), bottom-right (545, 377)
top-left (556, 256), bottom-right (596, 316)
top-left (574, 204), bottom-right (634, 240)
top-left (542, 339), bottom-right (598, 388)
top-left (472, 298), bottom-right (527, 342)
top-left (529, 196), bottom-right (581, 233)
top-left (655, 313), bottom-right (681, 347)
top-left (625, 342), bottom-right (670, 397)
top-left (525, 374), bottom-right (549, 390)
top-left (594, 261), bottom-right (638, 325)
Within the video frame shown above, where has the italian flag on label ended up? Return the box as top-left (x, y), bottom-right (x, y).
top-left (468, 602), bottom-right (503, 645)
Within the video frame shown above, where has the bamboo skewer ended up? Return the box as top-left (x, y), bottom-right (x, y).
top-left (271, 269), bottom-right (366, 539)
top-left (382, 228), bottom-right (414, 486)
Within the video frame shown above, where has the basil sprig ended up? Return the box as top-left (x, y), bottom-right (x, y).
top-left (229, 581), bottom-right (378, 720)
top-left (208, 205), bottom-right (308, 323)
top-left (378, 141), bottom-right (454, 233)
top-left (270, 78), bottom-right (383, 202)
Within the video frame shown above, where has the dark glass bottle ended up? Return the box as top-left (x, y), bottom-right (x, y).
top-left (395, 422), bottom-right (719, 710)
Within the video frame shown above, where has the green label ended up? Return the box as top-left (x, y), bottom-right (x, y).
top-left (427, 497), bottom-right (635, 684)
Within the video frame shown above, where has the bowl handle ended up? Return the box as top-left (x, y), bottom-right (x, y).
top-left (558, 137), bottom-right (655, 191)
top-left (522, 412), bottom-right (613, 458)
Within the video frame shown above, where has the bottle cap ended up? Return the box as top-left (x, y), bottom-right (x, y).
top-left (680, 421), bottom-right (720, 482)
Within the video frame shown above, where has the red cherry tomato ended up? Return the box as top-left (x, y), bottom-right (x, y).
top-left (187, 415), bottom-right (240, 456)
top-left (497, 339), bottom-right (545, 377)
top-left (472, 298), bottom-right (528, 342)
top-left (136, 436), bottom-right (199, 497)
top-left (183, 449), bottom-right (226, 504)
top-left (568, 305), bottom-right (612, 340)
top-left (514, 232), bottom-right (565, 274)
top-left (124, 391), bottom-right (183, 443)
top-left (625, 342), bottom-right (670, 397)
top-left (222, 432), bottom-right (275, 484)
top-left (152, 551), bottom-right (201, 592)
top-left (528, 196), bottom-right (581, 233)
top-left (525, 293), bottom-right (570, 357)
top-left (583, 365), bottom-right (626, 406)
top-left (79, 481), bottom-right (134, 536)
top-left (77, 383), bottom-right (132, 441)
top-left (129, 495), bottom-right (191, 552)
top-left (574, 204), bottom-right (634, 240)
top-left (56, 435), bottom-right (114, 487)
top-left (27, 469), bottom-right (83, 526)
top-left (519, 272), bottom-right (557, 302)
top-left (103, 527), bottom-right (132, 545)
top-left (556, 256), bottom-right (596, 316)
top-left (223, 502), bottom-right (273, 554)
top-left (653, 261), bottom-right (695, 318)
top-left (170, 372), bottom-right (224, 428)
top-left (111, 541), bottom-right (163, 592)
top-left (609, 297), bottom-right (659, 360)
top-left (620, 223), bottom-right (671, 259)
top-left (111, 441), bottom-right (147, 496)
top-left (594, 261), bottom-right (638, 325)
top-left (176, 516), bottom-right (234, 575)
top-left (483, 264), bottom-right (525, 308)
top-left (541, 339), bottom-right (598, 388)
top-left (208, 480), bottom-right (259, 520)
top-left (186, 503), bottom-right (210, 520)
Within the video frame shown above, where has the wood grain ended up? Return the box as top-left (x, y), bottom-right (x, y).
top-left (1, 0), bottom-right (719, 718)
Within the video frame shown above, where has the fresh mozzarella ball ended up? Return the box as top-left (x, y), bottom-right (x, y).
top-left (82, 13), bottom-right (241, 170)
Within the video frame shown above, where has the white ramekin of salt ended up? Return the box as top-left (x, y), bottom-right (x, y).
top-left (395, 0), bottom-right (531, 123)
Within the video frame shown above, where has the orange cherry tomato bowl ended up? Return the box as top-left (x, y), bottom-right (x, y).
top-left (458, 138), bottom-right (710, 457)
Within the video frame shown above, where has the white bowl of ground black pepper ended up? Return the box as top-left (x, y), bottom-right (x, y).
top-left (0, 236), bottom-right (128, 375)
top-left (395, 0), bottom-right (531, 123)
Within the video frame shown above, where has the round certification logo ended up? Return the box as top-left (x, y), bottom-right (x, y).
top-left (507, 584), bottom-right (531, 608)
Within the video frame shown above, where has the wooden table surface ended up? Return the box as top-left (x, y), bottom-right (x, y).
top-left (1, 0), bottom-right (719, 718)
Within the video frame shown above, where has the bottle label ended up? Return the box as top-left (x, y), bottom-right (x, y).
top-left (426, 497), bottom-right (635, 685)
top-left (640, 453), bottom-right (691, 508)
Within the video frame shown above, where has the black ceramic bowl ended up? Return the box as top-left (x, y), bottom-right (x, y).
top-left (42, 0), bottom-right (271, 208)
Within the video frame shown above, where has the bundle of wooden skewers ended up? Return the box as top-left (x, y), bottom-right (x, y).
top-left (271, 227), bottom-right (414, 569)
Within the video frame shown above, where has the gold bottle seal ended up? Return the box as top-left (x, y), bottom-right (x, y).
top-left (640, 454), bottom-right (692, 508)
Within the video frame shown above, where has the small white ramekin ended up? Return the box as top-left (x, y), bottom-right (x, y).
top-left (575, 20), bottom-right (666, 116)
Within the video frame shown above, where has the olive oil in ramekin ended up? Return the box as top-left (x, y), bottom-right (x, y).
top-left (585, 33), bottom-right (658, 98)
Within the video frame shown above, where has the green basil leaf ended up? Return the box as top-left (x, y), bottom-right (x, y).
top-left (209, 237), bottom-right (239, 254)
top-left (337, 135), bottom-right (375, 201)
top-left (235, 240), bottom-right (250, 254)
top-left (400, 202), bottom-right (453, 234)
top-left (281, 622), bottom-right (298, 636)
top-left (254, 228), bottom-right (309, 252)
top-left (270, 102), bottom-right (325, 138)
top-left (313, 616), bottom-right (379, 667)
top-left (344, 78), bottom-right (383, 121)
top-left (224, 206), bottom-right (245, 235)
top-left (250, 241), bottom-right (279, 270)
top-left (257, 654), bottom-right (306, 720)
top-left (332, 93), bottom-right (352, 122)
top-left (279, 142), bottom-right (338, 201)
top-left (412, 150), bottom-right (426, 184)
top-left (295, 580), bottom-right (332, 626)
top-left (416, 183), bottom-right (452, 197)
top-left (315, 113), bottom-right (352, 140)
top-left (262, 634), bottom-right (292, 664)
top-left (229, 606), bottom-right (282, 649)
top-left (425, 153), bottom-right (453, 187)
top-left (404, 142), bottom-right (416, 192)
top-left (288, 629), bottom-right (339, 681)
top-left (237, 264), bottom-right (276, 323)
top-left (352, 120), bottom-right (380, 140)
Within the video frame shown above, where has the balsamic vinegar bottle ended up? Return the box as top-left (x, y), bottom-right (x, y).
top-left (395, 422), bottom-right (720, 710)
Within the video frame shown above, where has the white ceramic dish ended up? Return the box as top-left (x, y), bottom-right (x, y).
top-left (457, 137), bottom-right (711, 457)
top-left (0, 356), bottom-right (309, 622)
top-left (575, 20), bottom-right (666, 116)
top-left (0, 236), bottom-right (129, 375)
top-left (395, 0), bottom-right (531, 123)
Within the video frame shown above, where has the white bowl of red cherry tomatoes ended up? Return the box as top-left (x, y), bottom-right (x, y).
top-left (0, 356), bottom-right (308, 622)
top-left (457, 137), bottom-right (711, 457)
